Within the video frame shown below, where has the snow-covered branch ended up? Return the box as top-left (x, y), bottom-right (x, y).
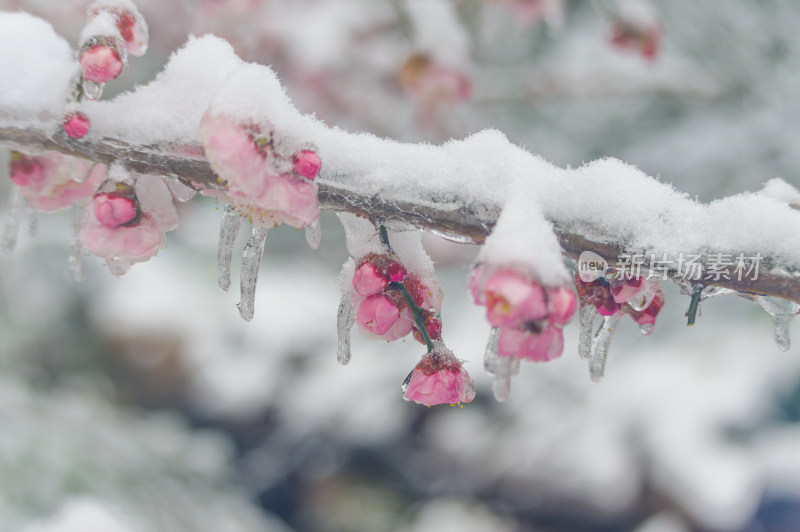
top-left (2, 122), bottom-right (799, 307)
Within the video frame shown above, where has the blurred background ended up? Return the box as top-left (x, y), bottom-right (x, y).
top-left (1, 0), bottom-right (799, 530)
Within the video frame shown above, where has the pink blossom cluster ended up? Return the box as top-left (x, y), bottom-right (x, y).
top-left (470, 265), bottom-right (577, 362)
top-left (403, 344), bottom-right (475, 407)
top-left (200, 113), bottom-right (321, 229)
top-left (575, 271), bottom-right (665, 330)
top-left (79, 175), bottom-right (178, 275)
top-left (8, 151), bottom-right (104, 211)
top-left (351, 253), bottom-right (443, 343)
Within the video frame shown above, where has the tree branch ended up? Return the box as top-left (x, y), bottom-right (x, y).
top-left (2, 122), bottom-right (799, 305)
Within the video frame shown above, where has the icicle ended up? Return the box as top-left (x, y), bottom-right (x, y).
top-left (68, 205), bottom-right (85, 282)
top-left (304, 216), bottom-right (321, 250)
top-left (336, 295), bottom-right (356, 365)
top-left (483, 326), bottom-right (501, 374)
top-left (401, 369), bottom-right (413, 395)
top-left (589, 313), bottom-right (622, 382)
top-left (639, 322), bottom-right (654, 335)
top-left (217, 203), bottom-right (241, 292)
top-left (164, 176), bottom-right (196, 202)
top-left (2, 187), bottom-right (26, 254)
top-left (483, 327), bottom-right (518, 402)
top-left (237, 225), bottom-right (269, 321)
top-left (26, 203), bottom-right (38, 238)
top-left (578, 304), bottom-right (597, 359)
top-left (749, 295), bottom-right (800, 351)
top-left (82, 80), bottom-right (104, 100)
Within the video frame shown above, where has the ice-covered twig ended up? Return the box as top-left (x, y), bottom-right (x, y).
top-left (2, 121), bottom-right (799, 305)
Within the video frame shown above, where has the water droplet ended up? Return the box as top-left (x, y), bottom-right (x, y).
top-left (164, 176), bottom-right (196, 202)
top-left (82, 80), bottom-right (104, 100)
top-left (336, 295), bottom-right (355, 365)
top-left (629, 283), bottom-right (657, 311)
top-left (68, 205), bottom-right (84, 282)
top-left (305, 216), bottom-right (321, 250)
top-left (217, 203), bottom-right (241, 292)
top-left (639, 322), bottom-right (654, 335)
top-left (589, 313), bottom-right (622, 382)
top-left (237, 225), bottom-right (269, 321)
top-left (2, 187), bottom-right (26, 254)
top-left (578, 304), bottom-right (597, 360)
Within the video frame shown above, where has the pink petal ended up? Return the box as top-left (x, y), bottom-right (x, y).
top-left (353, 262), bottom-right (387, 297)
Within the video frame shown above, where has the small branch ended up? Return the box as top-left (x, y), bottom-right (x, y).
top-left (2, 122), bottom-right (799, 305)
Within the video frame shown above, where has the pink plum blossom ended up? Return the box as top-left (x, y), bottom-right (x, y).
top-left (9, 152), bottom-right (105, 212)
top-left (353, 261), bottom-right (388, 297)
top-left (88, 2), bottom-right (149, 56)
top-left (80, 42), bottom-right (125, 83)
top-left (200, 112), bottom-right (321, 229)
top-left (79, 176), bottom-right (178, 275)
top-left (356, 293), bottom-right (414, 341)
top-left (63, 112), bottom-right (91, 139)
top-left (403, 346), bottom-right (475, 407)
top-left (293, 150), bottom-right (321, 180)
top-left (93, 191), bottom-right (139, 227)
top-left (470, 264), bottom-right (575, 362)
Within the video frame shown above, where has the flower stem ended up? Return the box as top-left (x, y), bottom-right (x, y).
top-left (686, 283), bottom-right (703, 326)
top-left (391, 281), bottom-right (435, 352)
top-left (378, 224), bottom-right (390, 249)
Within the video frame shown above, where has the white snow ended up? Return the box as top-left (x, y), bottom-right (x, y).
top-left (0, 12), bottom-right (76, 124)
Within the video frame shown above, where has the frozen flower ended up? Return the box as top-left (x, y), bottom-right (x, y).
top-left (79, 176), bottom-right (178, 275)
top-left (9, 151), bottom-right (104, 211)
top-left (80, 38), bottom-right (125, 83)
top-left (200, 112), bottom-right (320, 229)
top-left (88, 1), bottom-right (149, 56)
top-left (63, 111), bottom-right (91, 139)
top-left (356, 293), bottom-right (414, 341)
top-left (575, 271), bottom-right (665, 330)
top-left (353, 261), bottom-right (388, 297)
top-left (471, 264), bottom-right (575, 362)
top-left (403, 345), bottom-right (475, 407)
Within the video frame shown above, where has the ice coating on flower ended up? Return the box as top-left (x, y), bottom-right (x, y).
top-left (356, 293), bottom-right (414, 340)
top-left (88, 0), bottom-right (150, 56)
top-left (403, 345), bottom-right (475, 407)
top-left (9, 152), bottom-right (104, 212)
top-left (64, 111), bottom-right (91, 139)
top-left (79, 175), bottom-right (178, 275)
top-left (353, 261), bottom-right (387, 297)
top-left (93, 191), bottom-right (138, 227)
top-left (625, 288), bottom-right (665, 326)
top-left (470, 263), bottom-right (574, 363)
top-left (293, 150), bottom-right (321, 180)
top-left (576, 272), bottom-right (665, 328)
top-left (484, 268), bottom-right (548, 328)
top-left (199, 111), bottom-right (320, 229)
top-left (498, 324), bottom-right (564, 362)
top-left (80, 41), bottom-right (125, 83)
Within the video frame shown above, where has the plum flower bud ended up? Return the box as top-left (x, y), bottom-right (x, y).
top-left (412, 311), bottom-right (442, 345)
top-left (80, 39), bottom-right (125, 83)
top-left (9, 152), bottom-right (46, 188)
top-left (87, 2), bottom-right (149, 56)
top-left (484, 269), bottom-right (548, 328)
top-left (93, 191), bottom-right (139, 227)
top-left (353, 261), bottom-right (387, 297)
top-left (403, 345), bottom-right (475, 407)
top-left (293, 150), bottom-right (321, 180)
top-left (64, 111), bottom-right (91, 139)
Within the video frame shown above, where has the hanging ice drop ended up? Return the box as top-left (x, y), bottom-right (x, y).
top-left (483, 326), bottom-right (501, 374)
top-left (2, 187), bottom-right (26, 254)
top-left (217, 203), bottom-right (241, 292)
top-left (401, 369), bottom-right (413, 395)
top-left (68, 205), bottom-right (85, 282)
top-left (750, 295), bottom-right (799, 351)
top-left (578, 304), bottom-right (597, 360)
top-left (491, 356), bottom-right (520, 403)
top-left (336, 294), bottom-right (355, 365)
top-left (305, 216), bottom-right (321, 250)
top-left (589, 313), bottom-right (622, 382)
top-left (82, 80), bottom-right (104, 100)
top-left (164, 176), bottom-right (196, 202)
top-left (237, 225), bottom-right (269, 321)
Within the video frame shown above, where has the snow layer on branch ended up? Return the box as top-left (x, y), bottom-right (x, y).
top-left (83, 35), bottom-right (800, 266)
top-left (759, 178), bottom-right (800, 207)
top-left (0, 13), bottom-right (76, 123)
top-left (89, 35), bottom-right (243, 145)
